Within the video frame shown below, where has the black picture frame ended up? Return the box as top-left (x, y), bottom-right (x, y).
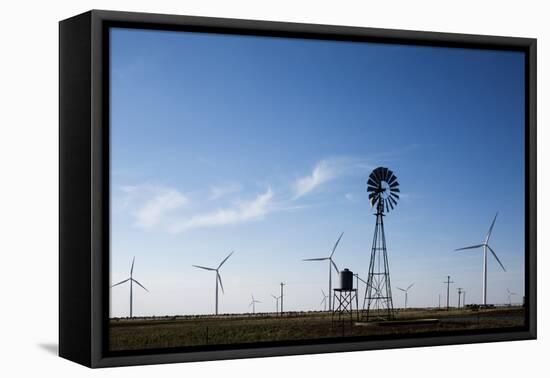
top-left (59, 9), bottom-right (537, 368)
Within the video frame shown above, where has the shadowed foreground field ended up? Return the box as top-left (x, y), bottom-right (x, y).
top-left (110, 306), bottom-right (525, 351)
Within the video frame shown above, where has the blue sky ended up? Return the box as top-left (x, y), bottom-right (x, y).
top-left (109, 27), bottom-right (525, 317)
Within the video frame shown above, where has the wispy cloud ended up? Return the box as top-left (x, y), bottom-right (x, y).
top-left (292, 157), bottom-right (372, 199)
top-left (293, 160), bottom-right (339, 199)
top-left (119, 185), bottom-right (188, 229)
top-left (169, 188), bottom-right (274, 233)
top-left (208, 183), bottom-right (242, 200)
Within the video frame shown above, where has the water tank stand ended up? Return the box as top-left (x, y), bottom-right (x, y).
top-left (332, 288), bottom-right (358, 329)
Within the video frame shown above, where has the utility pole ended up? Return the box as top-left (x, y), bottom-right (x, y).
top-left (444, 276), bottom-right (454, 310)
top-left (280, 282), bottom-right (285, 316)
top-left (457, 288), bottom-right (463, 308)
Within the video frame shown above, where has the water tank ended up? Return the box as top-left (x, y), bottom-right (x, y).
top-left (340, 268), bottom-right (354, 290)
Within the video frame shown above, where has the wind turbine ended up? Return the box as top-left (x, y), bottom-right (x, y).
top-left (271, 294), bottom-right (281, 314)
top-left (320, 289), bottom-right (328, 311)
top-left (249, 294), bottom-right (261, 314)
top-left (396, 283), bottom-right (414, 309)
top-left (193, 251), bottom-right (233, 315)
top-left (506, 288), bottom-right (517, 306)
top-left (111, 257), bottom-right (148, 318)
top-left (303, 232), bottom-right (343, 311)
top-left (455, 212), bottom-right (506, 306)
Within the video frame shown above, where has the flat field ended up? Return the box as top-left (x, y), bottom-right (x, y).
top-left (109, 306), bottom-right (525, 351)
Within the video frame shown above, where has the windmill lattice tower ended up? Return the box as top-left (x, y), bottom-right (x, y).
top-left (362, 167), bottom-right (399, 322)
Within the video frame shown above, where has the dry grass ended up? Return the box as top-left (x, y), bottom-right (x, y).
top-left (109, 306), bottom-right (525, 351)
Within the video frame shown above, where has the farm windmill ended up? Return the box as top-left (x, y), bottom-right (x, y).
top-left (193, 251), bottom-right (233, 315)
top-left (111, 257), bottom-right (149, 318)
top-left (454, 213), bottom-right (506, 306)
top-left (303, 232), bottom-right (343, 311)
top-left (363, 167), bottom-right (400, 321)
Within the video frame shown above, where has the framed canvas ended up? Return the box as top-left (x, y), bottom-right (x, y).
top-left (59, 10), bottom-right (537, 368)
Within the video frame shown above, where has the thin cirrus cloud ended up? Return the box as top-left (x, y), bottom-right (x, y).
top-left (292, 157), bottom-right (371, 199)
top-left (208, 182), bottom-right (242, 200)
top-left (118, 156), bottom-right (373, 233)
top-left (119, 185), bottom-right (189, 229)
top-left (168, 187), bottom-right (274, 233)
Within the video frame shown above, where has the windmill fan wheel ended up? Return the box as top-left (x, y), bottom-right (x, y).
top-left (367, 167), bottom-right (400, 213)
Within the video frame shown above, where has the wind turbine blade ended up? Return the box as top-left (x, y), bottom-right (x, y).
top-left (130, 256), bottom-right (135, 275)
top-left (132, 278), bottom-right (149, 292)
top-left (331, 259), bottom-right (339, 274)
top-left (321, 289), bottom-right (326, 296)
top-left (487, 245), bottom-right (506, 272)
top-left (111, 278), bottom-right (130, 288)
top-left (321, 297), bottom-right (326, 305)
top-left (485, 212), bottom-right (499, 243)
top-left (303, 257), bottom-right (329, 261)
top-left (407, 283), bottom-right (415, 290)
top-left (218, 251), bottom-right (234, 269)
top-left (271, 294), bottom-right (277, 300)
top-left (217, 272), bottom-right (224, 294)
top-left (330, 232), bottom-right (344, 257)
top-left (454, 244), bottom-right (484, 251)
top-left (396, 287), bottom-right (405, 292)
top-left (192, 265), bottom-right (216, 271)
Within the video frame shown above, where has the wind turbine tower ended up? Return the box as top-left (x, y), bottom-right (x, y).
top-left (303, 232), bottom-right (343, 311)
top-left (111, 257), bottom-right (149, 318)
top-left (444, 276), bottom-right (454, 310)
top-left (396, 283), bottom-right (414, 309)
top-left (249, 294), bottom-right (261, 314)
top-left (192, 251), bottom-right (234, 315)
top-left (271, 294), bottom-right (281, 314)
top-left (455, 213), bottom-right (506, 306)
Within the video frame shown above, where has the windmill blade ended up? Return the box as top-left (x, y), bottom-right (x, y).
top-left (321, 289), bottom-right (326, 297)
top-left (389, 195), bottom-right (398, 207)
top-left (407, 283), bottom-right (415, 290)
top-left (218, 251), bottom-right (234, 269)
top-left (387, 170), bottom-right (397, 185)
top-left (385, 199), bottom-right (389, 213)
top-left (192, 264), bottom-right (216, 271)
top-left (249, 302), bottom-right (253, 307)
top-left (331, 259), bottom-right (339, 274)
top-left (330, 232), bottom-right (344, 257)
top-left (485, 212), bottom-right (499, 243)
top-left (487, 245), bottom-right (506, 272)
top-left (111, 278), bottom-right (130, 288)
top-left (130, 256), bottom-right (135, 275)
top-left (367, 177), bottom-right (378, 188)
top-left (390, 192), bottom-right (400, 200)
top-left (367, 185), bottom-right (378, 193)
top-left (390, 186), bottom-right (400, 193)
top-left (390, 180), bottom-right (399, 188)
top-left (303, 257), bottom-right (329, 261)
top-left (396, 287), bottom-right (405, 292)
top-left (454, 244), bottom-right (484, 251)
top-left (271, 294), bottom-right (278, 300)
top-left (371, 168), bottom-right (380, 182)
top-left (217, 272), bottom-right (225, 294)
top-left (132, 278), bottom-right (149, 292)
top-left (320, 297), bottom-right (326, 306)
